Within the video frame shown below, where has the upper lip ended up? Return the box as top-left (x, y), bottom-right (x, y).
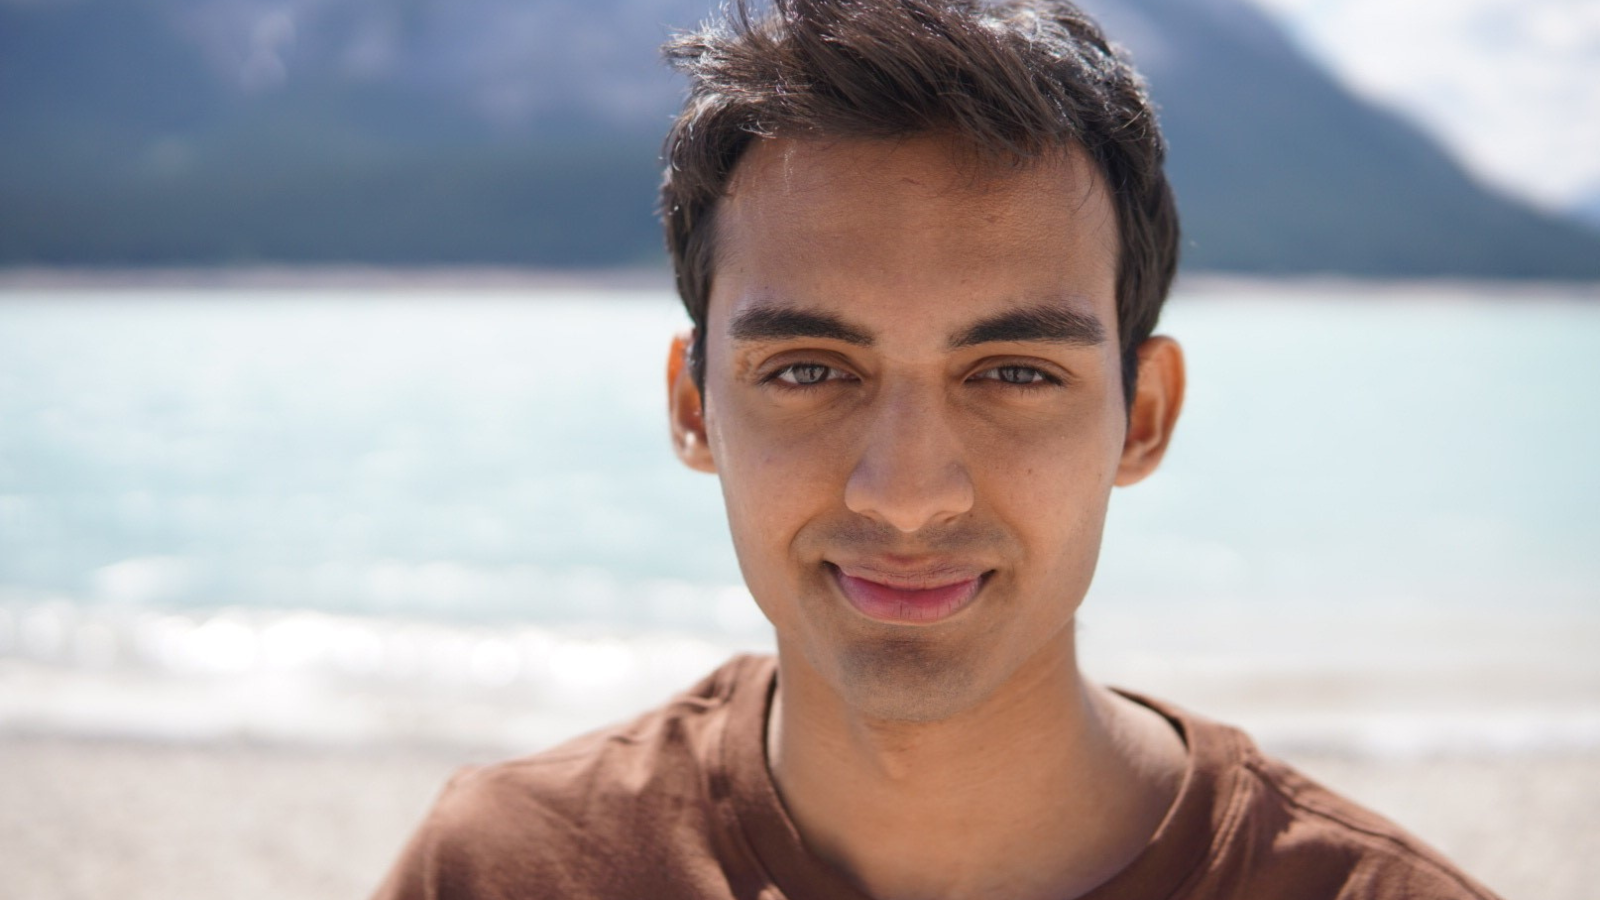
top-left (828, 558), bottom-right (990, 590)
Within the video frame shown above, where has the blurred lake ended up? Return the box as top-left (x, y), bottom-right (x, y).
top-left (1, 281), bottom-right (1597, 755)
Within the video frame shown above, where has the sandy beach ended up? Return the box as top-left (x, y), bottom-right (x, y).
top-left (2, 733), bottom-right (1592, 900)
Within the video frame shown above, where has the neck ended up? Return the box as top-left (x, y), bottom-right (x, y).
top-left (767, 635), bottom-right (1185, 900)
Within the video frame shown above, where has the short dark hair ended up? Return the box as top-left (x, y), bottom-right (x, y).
top-left (660, 0), bottom-right (1179, 405)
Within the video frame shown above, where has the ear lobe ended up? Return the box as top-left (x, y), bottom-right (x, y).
top-left (1115, 336), bottom-right (1185, 487)
top-left (667, 331), bottom-right (716, 473)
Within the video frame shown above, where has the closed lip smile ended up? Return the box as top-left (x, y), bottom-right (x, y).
top-left (826, 560), bottom-right (991, 625)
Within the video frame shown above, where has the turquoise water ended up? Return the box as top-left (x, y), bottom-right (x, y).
top-left (1, 282), bottom-right (1597, 751)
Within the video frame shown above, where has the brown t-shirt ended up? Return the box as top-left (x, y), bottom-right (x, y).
top-left (371, 654), bottom-right (1500, 900)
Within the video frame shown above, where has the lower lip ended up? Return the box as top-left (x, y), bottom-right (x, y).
top-left (829, 566), bottom-right (986, 625)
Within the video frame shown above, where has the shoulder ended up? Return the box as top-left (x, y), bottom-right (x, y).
top-left (1128, 693), bottom-right (1503, 900)
top-left (1228, 749), bottom-right (1501, 899)
top-left (437, 652), bottom-right (763, 830)
top-left (369, 654), bottom-right (774, 900)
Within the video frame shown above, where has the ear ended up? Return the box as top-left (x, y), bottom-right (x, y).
top-left (667, 331), bottom-right (716, 473)
top-left (1115, 336), bottom-right (1185, 487)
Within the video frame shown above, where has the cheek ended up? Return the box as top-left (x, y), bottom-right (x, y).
top-left (971, 400), bottom-right (1122, 567)
top-left (972, 388), bottom-right (1123, 489)
top-left (707, 390), bottom-right (858, 557)
top-left (984, 443), bottom-right (1112, 543)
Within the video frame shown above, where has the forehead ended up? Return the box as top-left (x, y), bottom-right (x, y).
top-left (710, 134), bottom-right (1121, 339)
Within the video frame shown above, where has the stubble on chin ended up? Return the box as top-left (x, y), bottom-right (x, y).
top-left (824, 630), bottom-right (986, 724)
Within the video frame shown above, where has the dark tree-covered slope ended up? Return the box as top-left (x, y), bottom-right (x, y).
top-left (2, 0), bottom-right (1596, 278)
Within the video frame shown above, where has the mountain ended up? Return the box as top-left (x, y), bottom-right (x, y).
top-left (1569, 188), bottom-right (1600, 234)
top-left (0, 0), bottom-right (682, 267)
top-left (1085, 0), bottom-right (1600, 278)
top-left (2, 0), bottom-right (1598, 278)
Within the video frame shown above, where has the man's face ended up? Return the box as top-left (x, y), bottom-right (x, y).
top-left (671, 135), bottom-right (1176, 722)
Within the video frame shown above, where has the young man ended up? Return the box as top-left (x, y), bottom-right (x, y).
top-left (373, 2), bottom-right (1500, 897)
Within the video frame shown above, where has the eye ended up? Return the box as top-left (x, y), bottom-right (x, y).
top-left (975, 365), bottom-right (1055, 386)
top-left (771, 362), bottom-right (843, 386)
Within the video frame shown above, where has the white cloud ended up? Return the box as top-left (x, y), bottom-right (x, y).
top-left (1248, 0), bottom-right (1600, 207)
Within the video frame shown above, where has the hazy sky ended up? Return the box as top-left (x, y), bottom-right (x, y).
top-left (1249, 0), bottom-right (1600, 210)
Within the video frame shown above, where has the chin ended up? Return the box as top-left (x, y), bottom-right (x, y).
top-left (814, 627), bottom-right (999, 724)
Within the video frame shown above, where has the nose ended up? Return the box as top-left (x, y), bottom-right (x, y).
top-left (844, 381), bottom-right (976, 533)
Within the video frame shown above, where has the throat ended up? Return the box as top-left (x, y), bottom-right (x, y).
top-left (767, 665), bottom-right (1187, 900)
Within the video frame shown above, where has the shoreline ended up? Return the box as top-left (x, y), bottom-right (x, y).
top-left (1, 264), bottom-right (1595, 299)
top-left (0, 264), bottom-right (676, 293)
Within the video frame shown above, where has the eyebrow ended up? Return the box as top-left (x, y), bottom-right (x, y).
top-left (949, 304), bottom-right (1107, 349)
top-left (725, 300), bottom-right (1108, 350)
top-left (727, 306), bottom-right (875, 346)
